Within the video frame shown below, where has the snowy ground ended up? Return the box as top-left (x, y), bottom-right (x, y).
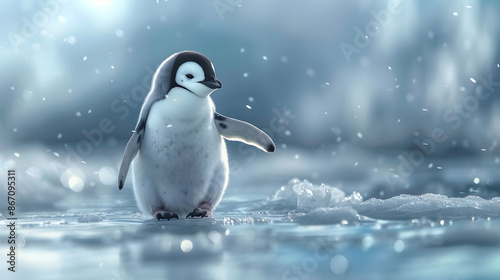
top-left (1, 144), bottom-right (500, 280)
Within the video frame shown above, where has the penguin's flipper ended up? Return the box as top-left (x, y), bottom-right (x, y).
top-left (118, 120), bottom-right (146, 190)
top-left (117, 87), bottom-right (164, 190)
top-left (214, 112), bottom-right (275, 153)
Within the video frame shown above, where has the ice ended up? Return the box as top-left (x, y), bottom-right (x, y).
top-left (115, 29), bottom-right (124, 37)
top-left (271, 179), bottom-right (362, 212)
top-left (294, 207), bottom-right (361, 224)
top-left (66, 36), bottom-right (76, 45)
top-left (270, 179), bottom-right (500, 221)
top-left (77, 215), bottom-right (104, 223)
top-left (357, 194), bottom-right (500, 220)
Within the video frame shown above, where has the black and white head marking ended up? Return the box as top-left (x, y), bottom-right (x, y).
top-left (171, 51), bottom-right (222, 98)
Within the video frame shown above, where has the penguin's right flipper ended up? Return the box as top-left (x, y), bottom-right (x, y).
top-left (117, 120), bottom-right (146, 190)
top-left (117, 87), bottom-right (165, 190)
top-left (213, 112), bottom-right (275, 153)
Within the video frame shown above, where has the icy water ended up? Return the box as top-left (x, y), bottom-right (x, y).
top-left (1, 147), bottom-right (500, 280)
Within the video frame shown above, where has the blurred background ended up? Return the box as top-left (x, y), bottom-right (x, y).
top-left (0, 0), bottom-right (499, 208)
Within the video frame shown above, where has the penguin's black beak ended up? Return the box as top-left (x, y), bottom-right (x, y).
top-left (200, 78), bottom-right (222, 89)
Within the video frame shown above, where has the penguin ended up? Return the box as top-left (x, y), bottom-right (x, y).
top-left (117, 51), bottom-right (275, 220)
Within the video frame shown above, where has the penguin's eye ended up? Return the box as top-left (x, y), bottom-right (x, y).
top-left (185, 74), bottom-right (194, 79)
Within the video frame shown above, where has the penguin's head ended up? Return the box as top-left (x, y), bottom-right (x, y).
top-left (171, 51), bottom-right (222, 98)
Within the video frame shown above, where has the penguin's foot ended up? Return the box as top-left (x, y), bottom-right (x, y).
top-left (186, 208), bottom-right (212, 218)
top-left (153, 210), bottom-right (179, 221)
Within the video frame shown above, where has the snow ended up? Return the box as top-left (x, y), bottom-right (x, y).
top-left (66, 36), bottom-right (76, 44)
top-left (98, 166), bottom-right (116, 186)
top-left (115, 29), bottom-right (124, 37)
top-left (180, 239), bottom-right (194, 253)
top-left (394, 240), bottom-right (405, 252)
top-left (68, 175), bottom-right (85, 192)
top-left (330, 255), bottom-right (349, 274)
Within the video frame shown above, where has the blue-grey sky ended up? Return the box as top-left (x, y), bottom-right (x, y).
top-left (1, 0), bottom-right (499, 156)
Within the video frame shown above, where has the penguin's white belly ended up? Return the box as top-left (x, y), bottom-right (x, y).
top-left (131, 94), bottom-right (228, 216)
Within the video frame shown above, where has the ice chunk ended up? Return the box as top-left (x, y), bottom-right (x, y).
top-left (270, 179), bottom-right (500, 222)
top-left (271, 179), bottom-right (363, 212)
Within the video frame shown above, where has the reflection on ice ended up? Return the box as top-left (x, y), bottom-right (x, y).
top-left (1, 147), bottom-right (500, 279)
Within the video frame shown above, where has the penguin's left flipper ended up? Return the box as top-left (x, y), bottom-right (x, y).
top-left (117, 120), bottom-right (146, 190)
top-left (214, 112), bottom-right (275, 153)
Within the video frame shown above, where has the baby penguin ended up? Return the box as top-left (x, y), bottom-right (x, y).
top-left (118, 51), bottom-right (275, 220)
